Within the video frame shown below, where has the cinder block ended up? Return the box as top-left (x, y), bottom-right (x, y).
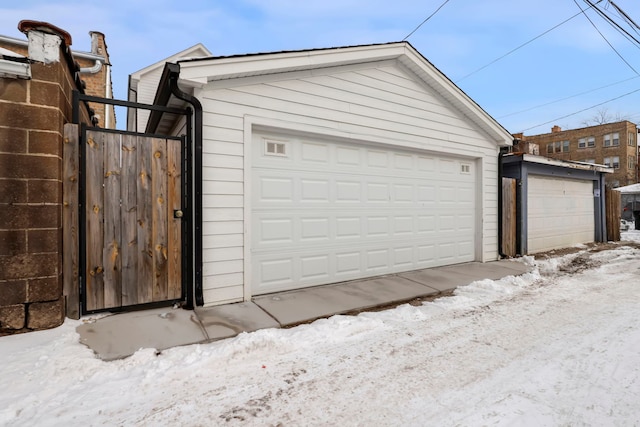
top-left (27, 276), bottom-right (61, 302)
top-left (0, 304), bottom-right (25, 330)
top-left (27, 298), bottom-right (64, 330)
top-left (0, 280), bottom-right (27, 305)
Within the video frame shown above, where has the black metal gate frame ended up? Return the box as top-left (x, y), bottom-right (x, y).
top-left (72, 91), bottom-right (197, 313)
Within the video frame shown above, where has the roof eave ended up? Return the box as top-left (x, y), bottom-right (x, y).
top-left (177, 42), bottom-right (512, 147)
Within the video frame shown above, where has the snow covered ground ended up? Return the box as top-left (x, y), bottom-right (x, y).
top-left (2, 231), bottom-right (639, 426)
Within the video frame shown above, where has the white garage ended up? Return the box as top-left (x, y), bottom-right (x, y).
top-left (527, 175), bottom-right (595, 253)
top-left (147, 42), bottom-right (515, 306)
top-left (251, 131), bottom-right (477, 294)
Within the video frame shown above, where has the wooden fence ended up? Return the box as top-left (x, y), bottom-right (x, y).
top-left (501, 177), bottom-right (517, 257)
top-left (606, 187), bottom-right (621, 242)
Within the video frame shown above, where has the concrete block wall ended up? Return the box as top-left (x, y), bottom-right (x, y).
top-left (0, 22), bottom-right (91, 335)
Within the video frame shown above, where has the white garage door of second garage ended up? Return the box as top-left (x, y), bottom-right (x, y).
top-left (528, 175), bottom-right (594, 253)
top-left (251, 132), bottom-right (477, 295)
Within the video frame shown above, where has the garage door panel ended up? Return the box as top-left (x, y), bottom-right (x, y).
top-left (394, 216), bottom-right (413, 235)
top-left (259, 177), bottom-right (293, 201)
top-left (301, 179), bottom-right (329, 201)
top-left (336, 251), bottom-right (361, 276)
top-left (300, 255), bottom-right (330, 281)
top-left (393, 247), bottom-right (414, 267)
top-left (336, 181), bottom-right (361, 202)
top-left (300, 218), bottom-right (330, 241)
top-left (252, 133), bottom-right (477, 294)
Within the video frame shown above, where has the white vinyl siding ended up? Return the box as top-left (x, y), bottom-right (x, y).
top-left (527, 176), bottom-right (594, 253)
top-left (131, 66), bottom-right (164, 132)
top-left (196, 61), bottom-right (501, 305)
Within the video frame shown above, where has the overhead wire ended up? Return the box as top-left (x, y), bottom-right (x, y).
top-left (516, 0), bottom-right (640, 132)
top-left (402, 0), bottom-right (452, 41)
top-left (574, 0), bottom-right (639, 75)
top-left (609, 0), bottom-right (640, 36)
top-left (520, 86), bottom-right (640, 132)
top-left (401, 0), bottom-right (640, 132)
top-left (582, 0), bottom-right (640, 49)
top-left (455, 5), bottom-right (597, 83)
top-left (498, 75), bottom-right (640, 119)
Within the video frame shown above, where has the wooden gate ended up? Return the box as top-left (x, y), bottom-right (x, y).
top-left (82, 128), bottom-right (184, 312)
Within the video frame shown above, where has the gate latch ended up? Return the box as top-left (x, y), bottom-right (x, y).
top-left (173, 209), bottom-right (184, 219)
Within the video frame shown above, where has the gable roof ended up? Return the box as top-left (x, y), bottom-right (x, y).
top-left (173, 41), bottom-right (512, 146)
top-left (129, 43), bottom-right (211, 79)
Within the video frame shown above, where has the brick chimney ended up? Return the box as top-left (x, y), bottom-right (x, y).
top-left (551, 125), bottom-right (562, 133)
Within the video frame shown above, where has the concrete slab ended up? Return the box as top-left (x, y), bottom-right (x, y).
top-left (400, 260), bottom-right (532, 292)
top-left (253, 276), bottom-right (439, 326)
top-left (75, 259), bottom-right (533, 360)
top-left (435, 260), bottom-right (533, 281)
top-left (195, 302), bottom-right (280, 340)
top-left (77, 307), bottom-right (207, 361)
top-left (399, 268), bottom-right (481, 292)
top-left (494, 259), bottom-right (533, 275)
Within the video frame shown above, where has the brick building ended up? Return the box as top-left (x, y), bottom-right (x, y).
top-left (514, 121), bottom-right (639, 188)
top-left (0, 20), bottom-right (105, 334)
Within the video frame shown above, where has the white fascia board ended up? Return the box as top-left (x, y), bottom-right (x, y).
top-left (178, 43), bottom-right (406, 85)
top-left (0, 58), bottom-right (31, 79)
top-left (521, 154), bottom-right (614, 173)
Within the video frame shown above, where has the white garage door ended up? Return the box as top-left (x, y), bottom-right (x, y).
top-left (251, 132), bottom-right (477, 295)
top-left (528, 175), bottom-right (594, 253)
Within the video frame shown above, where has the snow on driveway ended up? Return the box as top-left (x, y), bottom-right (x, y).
top-left (1, 235), bottom-right (639, 426)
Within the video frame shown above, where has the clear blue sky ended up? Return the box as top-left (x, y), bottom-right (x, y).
top-left (3, 0), bottom-right (640, 135)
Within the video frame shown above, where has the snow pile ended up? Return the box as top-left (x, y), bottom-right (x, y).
top-left (622, 228), bottom-right (640, 243)
top-left (1, 244), bottom-right (639, 426)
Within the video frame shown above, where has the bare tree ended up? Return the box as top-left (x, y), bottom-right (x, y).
top-left (581, 108), bottom-right (628, 126)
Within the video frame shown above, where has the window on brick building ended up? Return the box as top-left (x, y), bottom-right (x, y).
top-left (578, 136), bottom-right (595, 148)
top-left (547, 141), bottom-right (569, 153)
top-left (604, 156), bottom-right (620, 169)
top-left (583, 158), bottom-right (596, 164)
top-left (604, 133), bottom-right (620, 147)
top-left (629, 132), bottom-right (635, 146)
top-left (628, 155), bottom-right (636, 170)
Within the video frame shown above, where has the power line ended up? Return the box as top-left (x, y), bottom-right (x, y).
top-left (402, 0), bottom-right (452, 41)
top-left (520, 87), bottom-right (640, 132)
top-left (583, 0), bottom-right (640, 49)
top-left (498, 75), bottom-right (640, 119)
top-left (609, 0), bottom-right (640, 36)
top-left (456, 5), bottom-right (596, 83)
top-left (574, 0), bottom-right (639, 75)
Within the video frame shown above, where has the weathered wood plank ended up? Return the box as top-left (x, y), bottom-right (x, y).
top-left (501, 177), bottom-right (517, 257)
top-left (103, 133), bottom-right (122, 308)
top-left (606, 187), bottom-right (621, 242)
top-left (151, 137), bottom-right (169, 301)
top-left (63, 124), bottom-right (80, 319)
top-left (137, 136), bottom-right (153, 304)
top-left (121, 134), bottom-right (138, 306)
top-left (85, 130), bottom-right (105, 311)
top-left (167, 138), bottom-right (182, 300)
